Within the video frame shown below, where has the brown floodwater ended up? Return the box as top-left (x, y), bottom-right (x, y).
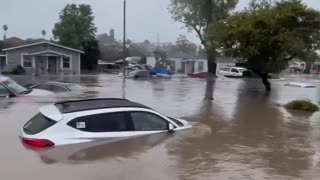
top-left (1, 74), bottom-right (320, 180)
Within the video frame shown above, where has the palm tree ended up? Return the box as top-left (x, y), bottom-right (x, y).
top-left (41, 30), bottom-right (47, 39)
top-left (3, 24), bottom-right (8, 40)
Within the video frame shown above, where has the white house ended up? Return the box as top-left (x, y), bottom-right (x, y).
top-left (146, 56), bottom-right (235, 75)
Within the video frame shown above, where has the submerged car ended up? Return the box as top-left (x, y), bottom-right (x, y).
top-left (119, 70), bottom-right (151, 79)
top-left (21, 98), bottom-right (191, 147)
top-left (285, 82), bottom-right (316, 88)
top-left (218, 67), bottom-right (247, 77)
top-left (0, 76), bottom-right (53, 98)
top-left (29, 82), bottom-right (82, 93)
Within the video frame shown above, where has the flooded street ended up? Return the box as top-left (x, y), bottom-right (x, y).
top-left (1, 74), bottom-right (320, 180)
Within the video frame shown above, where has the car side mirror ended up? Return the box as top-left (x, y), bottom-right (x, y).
top-left (168, 123), bottom-right (175, 133)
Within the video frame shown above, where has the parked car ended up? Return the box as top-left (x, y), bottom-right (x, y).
top-left (289, 67), bottom-right (303, 73)
top-left (20, 98), bottom-right (192, 147)
top-left (142, 64), bottom-right (153, 71)
top-left (285, 82), bottom-right (316, 88)
top-left (0, 76), bottom-right (53, 98)
top-left (218, 67), bottom-right (247, 77)
top-left (29, 82), bottom-right (82, 93)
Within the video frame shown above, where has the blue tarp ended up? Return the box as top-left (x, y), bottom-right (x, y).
top-left (150, 69), bottom-right (172, 75)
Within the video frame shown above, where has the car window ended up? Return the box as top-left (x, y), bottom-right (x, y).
top-left (231, 68), bottom-right (239, 73)
top-left (34, 84), bottom-right (52, 91)
top-left (239, 69), bottom-right (246, 73)
top-left (130, 112), bottom-right (168, 131)
top-left (23, 113), bottom-right (57, 135)
top-left (65, 84), bottom-right (81, 91)
top-left (167, 117), bottom-right (183, 127)
top-left (51, 85), bottom-right (68, 92)
top-left (67, 112), bottom-right (132, 132)
top-left (35, 84), bottom-right (67, 92)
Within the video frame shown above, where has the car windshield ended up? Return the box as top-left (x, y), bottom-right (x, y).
top-left (2, 79), bottom-right (28, 94)
top-left (238, 69), bottom-right (246, 73)
top-left (167, 117), bottom-right (183, 127)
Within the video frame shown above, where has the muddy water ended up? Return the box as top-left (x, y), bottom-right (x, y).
top-left (1, 74), bottom-right (320, 180)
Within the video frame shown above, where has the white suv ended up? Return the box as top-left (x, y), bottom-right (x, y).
top-left (21, 98), bottom-right (191, 147)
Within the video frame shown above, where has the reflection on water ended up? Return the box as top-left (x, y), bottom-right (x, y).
top-left (1, 74), bottom-right (320, 180)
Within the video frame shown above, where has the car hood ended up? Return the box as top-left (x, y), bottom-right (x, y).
top-left (25, 89), bottom-right (54, 96)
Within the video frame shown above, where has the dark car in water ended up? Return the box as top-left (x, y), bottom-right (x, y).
top-left (28, 82), bottom-right (82, 93)
top-left (0, 76), bottom-right (53, 98)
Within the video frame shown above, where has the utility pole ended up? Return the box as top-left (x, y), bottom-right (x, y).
top-left (122, 0), bottom-right (127, 78)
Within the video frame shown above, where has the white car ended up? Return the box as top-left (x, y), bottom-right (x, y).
top-left (284, 82), bottom-right (316, 88)
top-left (218, 67), bottom-right (247, 77)
top-left (0, 76), bottom-right (53, 98)
top-left (21, 98), bottom-right (191, 147)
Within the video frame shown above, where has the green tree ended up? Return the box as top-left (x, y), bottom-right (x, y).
top-left (169, 0), bottom-right (238, 100)
top-left (53, 4), bottom-right (99, 70)
top-left (81, 39), bottom-right (100, 70)
top-left (213, 0), bottom-right (320, 91)
top-left (154, 50), bottom-right (170, 69)
top-left (53, 4), bottom-right (97, 49)
top-left (175, 35), bottom-right (197, 56)
top-left (169, 0), bottom-right (238, 74)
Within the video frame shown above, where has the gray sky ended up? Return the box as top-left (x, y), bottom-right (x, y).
top-left (0, 0), bottom-right (320, 44)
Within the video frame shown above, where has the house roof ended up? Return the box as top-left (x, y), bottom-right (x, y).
top-left (2, 41), bottom-right (84, 53)
top-left (29, 50), bottom-right (71, 56)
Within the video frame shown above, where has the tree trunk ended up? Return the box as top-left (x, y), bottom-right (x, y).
top-left (208, 57), bottom-right (217, 75)
top-left (204, 55), bottom-right (217, 100)
top-left (261, 73), bottom-right (271, 92)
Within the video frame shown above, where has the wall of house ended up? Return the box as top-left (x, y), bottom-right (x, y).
top-left (174, 58), bottom-right (208, 74)
top-left (4, 43), bottom-right (81, 74)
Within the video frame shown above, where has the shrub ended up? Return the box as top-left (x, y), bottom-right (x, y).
top-left (284, 100), bottom-right (319, 112)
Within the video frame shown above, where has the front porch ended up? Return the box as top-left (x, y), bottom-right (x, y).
top-left (23, 50), bottom-right (71, 75)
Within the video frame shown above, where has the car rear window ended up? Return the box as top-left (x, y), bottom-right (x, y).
top-left (23, 113), bottom-right (57, 135)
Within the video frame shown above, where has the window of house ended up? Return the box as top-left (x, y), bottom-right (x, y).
top-left (67, 112), bottom-right (131, 132)
top-left (130, 112), bottom-right (168, 131)
top-left (198, 61), bottom-right (204, 72)
top-left (63, 56), bottom-right (71, 69)
top-left (22, 55), bottom-right (33, 68)
top-left (0, 56), bottom-right (6, 70)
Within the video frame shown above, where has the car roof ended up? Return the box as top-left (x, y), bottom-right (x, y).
top-left (233, 67), bottom-right (247, 70)
top-left (54, 98), bottom-right (151, 114)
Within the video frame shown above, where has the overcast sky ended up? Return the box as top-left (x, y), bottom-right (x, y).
top-left (0, 0), bottom-right (320, 44)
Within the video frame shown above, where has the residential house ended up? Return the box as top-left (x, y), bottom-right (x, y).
top-left (1, 41), bottom-right (83, 75)
top-left (147, 56), bottom-right (235, 75)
